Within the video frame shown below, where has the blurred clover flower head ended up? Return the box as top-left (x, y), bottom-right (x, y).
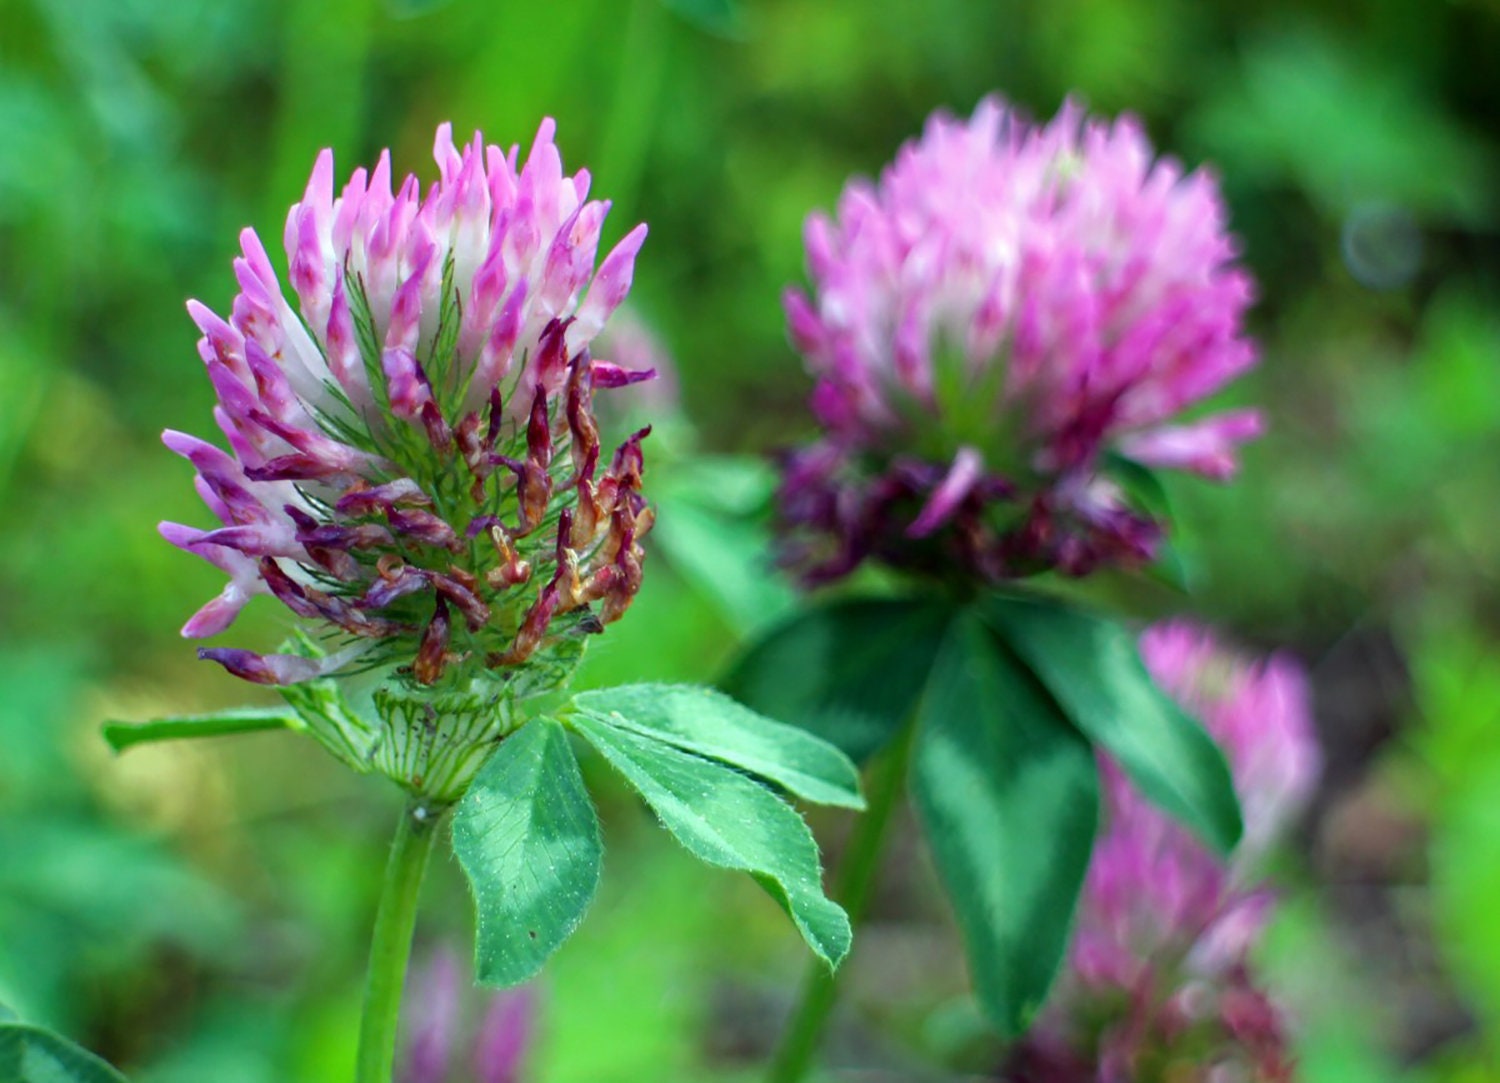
top-left (592, 305), bottom-right (680, 421)
top-left (779, 96), bottom-right (1261, 583)
top-left (402, 948), bottom-right (535, 1083)
top-left (162, 120), bottom-right (657, 696)
top-left (1009, 621), bottom-right (1320, 1082)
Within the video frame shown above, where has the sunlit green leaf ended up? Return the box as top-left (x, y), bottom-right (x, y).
top-left (650, 476), bottom-right (795, 634)
top-left (911, 614), bottom-right (1099, 1037)
top-left (572, 683), bottom-right (863, 809)
top-left (656, 456), bottom-right (778, 516)
top-left (725, 597), bottom-right (957, 763)
top-left (571, 711), bottom-right (850, 969)
top-left (981, 595), bottom-right (1242, 854)
top-left (451, 719), bottom-right (602, 987)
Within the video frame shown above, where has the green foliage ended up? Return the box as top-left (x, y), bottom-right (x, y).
top-left (910, 615), bottom-right (1099, 1037)
top-left (725, 597), bottom-right (956, 762)
top-left (981, 595), bottom-right (1243, 855)
top-left (1407, 622), bottom-right (1500, 1051)
top-left (2, 0), bottom-right (1498, 1073)
top-left (569, 709), bottom-right (852, 970)
top-left (731, 590), bottom-right (1244, 1035)
top-left (572, 683), bottom-right (864, 809)
top-left (0, 1021), bottom-right (128, 1082)
top-left (649, 456), bottom-right (797, 635)
top-left (661, 0), bottom-right (745, 39)
top-left (1190, 27), bottom-right (1495, 225)
top-left (450, 683), bottom-right (859, 989)
top-left (451, 718), bottom-right (602, 987)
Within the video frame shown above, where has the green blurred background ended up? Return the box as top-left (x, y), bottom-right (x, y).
top-left (2, 0), bottom-right (1499, 1078)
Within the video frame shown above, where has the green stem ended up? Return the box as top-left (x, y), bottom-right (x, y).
top-left (767, 726), bottom-right (915, 1083)
top-left (355, 796), bottom-right (443, 1083)
top-left (102, 710), bottom-right (294, 753)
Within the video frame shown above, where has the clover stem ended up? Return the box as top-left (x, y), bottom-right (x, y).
top-left (767, 723), bottom-right (915, 1083)
top-left (355, 795), bottom-right (443, 1083)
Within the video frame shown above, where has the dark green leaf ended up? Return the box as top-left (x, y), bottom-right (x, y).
top-left (1103, 452), bottom-right (1172, 519)
top-left (101, 708), bottom-right (294, 753)
top-left (981, 595), bottom-right (1242, 854)
top-left (451, 718), bottom-right (602, 987)
top-left (1146, 536), bottom-right (1195, 594)
top-left (571, 684), bottom-right (863, 809)
top-left (725, 597), bottom-right (957, 763)
top-left (911, 614), bottom-right (1099, 1037)
top-left (0, 1023), bottom-right (129, 1082)
top-left (570, 711), bottom-right (851, 969)
top-left (1102, 454), bottom-right (1193, 592)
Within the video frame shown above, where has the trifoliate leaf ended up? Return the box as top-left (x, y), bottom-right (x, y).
top-left (981, 594), bottom-right (1242, 854)
top-left (910, 614), bottom-right (1099, 1037)
top-left (452, 718), bottom-right (602, 987)
top-left (570, 711), bottom-right (851, 969)
top-left (726, 597), bottom-right (957, 763)
top-left (572, 683), bottom-right (864, 809)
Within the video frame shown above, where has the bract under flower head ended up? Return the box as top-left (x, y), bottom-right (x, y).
top-left (163, 120), bottom-right (655, 708)
top-left (1011, 622), bottom-right (1318, 1082)
top-left (779, 96), bottom-right (1261, 583)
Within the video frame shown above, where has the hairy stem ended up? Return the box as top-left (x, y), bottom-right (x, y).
top-left (767, 726), bottom-right (915, 1083)
top-left (355, 796), bottom-right (443, 1083)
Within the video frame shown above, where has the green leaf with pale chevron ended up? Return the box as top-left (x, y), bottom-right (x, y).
top-left (451, 718), bottom-right (602, 986)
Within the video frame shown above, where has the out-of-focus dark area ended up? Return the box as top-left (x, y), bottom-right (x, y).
top-left (1, 0), bottom-right (1498, 1078)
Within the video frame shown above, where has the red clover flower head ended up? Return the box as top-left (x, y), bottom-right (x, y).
top-left (1011, 622), bottom-right (1319, 1082)
top-left (162, 121), bottom-right (656, 700)
top-left (779, 96), bottom-right (1260, 583)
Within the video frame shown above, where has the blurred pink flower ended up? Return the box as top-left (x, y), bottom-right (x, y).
top-left (402, 948), bottom-right (537, 1083)
top-left (162, 121), bottom-right (656, 690)
top-left (1139, 621), bottom-right (1321, 862)
top-left (592, 305), bottom-right (677, 419)
top-left (1009, 622), bottom-right (1318, 1082)
top-left (778, 96), bottom-right (1260, 583)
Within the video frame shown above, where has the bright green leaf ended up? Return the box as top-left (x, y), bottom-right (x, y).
top-left (725, 597), bottom-right (957, 763)
top-left (570, 711), bottom-right (851, 969)
top-left (656, 456), bottom-right (778, 517)
top-left (572, 683), bottom-right (864, 809)
top-left (0, 1004), bottom-right (14, 1023)
top-left (911, 614), bottom-right (1099, 1037)
top-left (981, 595), bottom-right (1242, 854)
top-left (0, 1023), bottom-right (129, 1082)
top-left (101, 708), bottom-right (295, 753)
top-left (451, 718), bottom-right (602, 987)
